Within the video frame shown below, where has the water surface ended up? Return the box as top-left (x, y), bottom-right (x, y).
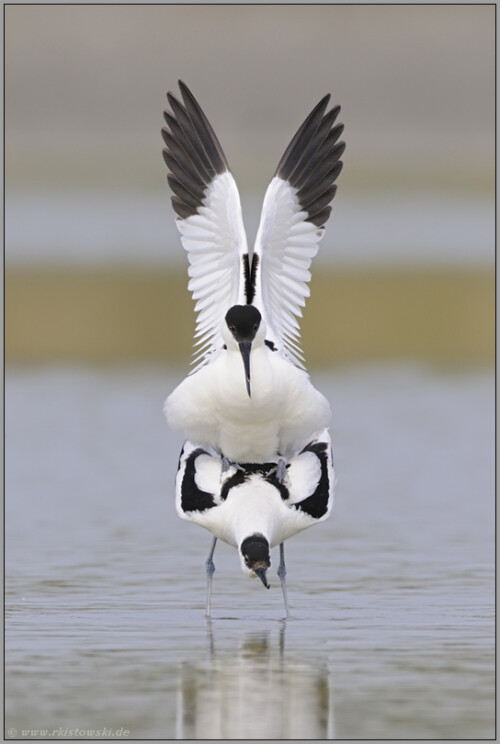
top-left (5, 364), bottom-right (495, 739)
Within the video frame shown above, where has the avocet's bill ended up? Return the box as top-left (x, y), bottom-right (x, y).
top-left (175, 429), bottom-right (335, 617)
top-left (164, 333), bottom-right (331, 462)
top-left (161, 81), bottom-right (345, 372)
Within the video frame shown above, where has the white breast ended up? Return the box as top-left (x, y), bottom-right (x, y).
top-left (165, 346), bottom-right (330, 462)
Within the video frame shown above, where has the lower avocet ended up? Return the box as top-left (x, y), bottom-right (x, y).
top-left (176, 429), bottom-right (335, 618)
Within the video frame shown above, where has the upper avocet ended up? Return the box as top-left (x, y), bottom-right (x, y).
top-left (162, 81), bottom-right (345, 465)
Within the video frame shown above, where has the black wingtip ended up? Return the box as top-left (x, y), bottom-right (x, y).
top-left (162, 81), bottom-right (231, 218)
top-left (275, 93), bottom-right (345, 228)
top-left (166, 91), bottom-right (180, 109)
top-left (178, 83), bottom-right (229, 175)
top-left (178, 79), bottom-right (191, 98)
top-left (275, 94), bottom-right (332, 182)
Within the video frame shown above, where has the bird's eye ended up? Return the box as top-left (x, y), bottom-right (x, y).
top-left (253, 324), bottom-right (259, 332)
top-left (229, 324), bottom-right (235, 332)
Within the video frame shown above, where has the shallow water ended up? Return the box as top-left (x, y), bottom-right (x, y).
top-left (5, 364), bottom-right (495, 739)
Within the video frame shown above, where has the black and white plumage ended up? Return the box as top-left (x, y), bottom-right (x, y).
top-left (162, 80), bottom-right (344, 369)
top-left (162, 82), bottom-right (344, 464)
top-left (176, 429), bottom-right (335, 617)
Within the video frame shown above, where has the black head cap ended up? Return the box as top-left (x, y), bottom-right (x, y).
top-left (240, 533), bottom-right (271, 569)
top-left (225, 305), bottom-right (262, 343)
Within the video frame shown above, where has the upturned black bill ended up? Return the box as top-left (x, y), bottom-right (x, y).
top-left (255, 567), bottom-right (270, 589)
top-left (239, 341), bottom-right (252, 398)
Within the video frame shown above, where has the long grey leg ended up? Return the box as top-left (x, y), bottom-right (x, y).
top-left (221, 455), bottom-right (245, 476)
top-left (275, 457), bottom-right (288, 484)
top-left (278, 542), bottom-right (290, 619)
top-left (205, 537), bottom-right (217, 618)
top-left (267, 457), bottom-right (288, 484)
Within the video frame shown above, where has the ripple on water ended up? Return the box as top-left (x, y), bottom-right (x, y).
top-left (5, 364), bottom-right (495, 738)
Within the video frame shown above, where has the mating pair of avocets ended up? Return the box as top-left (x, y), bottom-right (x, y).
top-left (162, 81), bottom-right (344, 617)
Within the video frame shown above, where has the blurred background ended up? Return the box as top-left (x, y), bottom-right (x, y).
top-left (5, 5), bottom-right (495, 740)
top-left (5, 3), bottom-right (494, 364)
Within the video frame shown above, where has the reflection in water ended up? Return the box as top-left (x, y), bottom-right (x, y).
top-left (175, 622), bottom-right (334, 739)
top-left (5, 368), bottom-right (494, 738)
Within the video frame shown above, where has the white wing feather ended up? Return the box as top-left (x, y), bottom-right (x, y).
top-left (178, 172), bottom-right (248, 369)
top-left (252, 94), bottom-right (345, 367)
top-left (253, 177), bottom-right (325, 367)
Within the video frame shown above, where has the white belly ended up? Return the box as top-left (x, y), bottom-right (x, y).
top-left (165, 347), bottom-right (330, 461)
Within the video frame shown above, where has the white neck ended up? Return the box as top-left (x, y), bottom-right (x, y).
top-left (226, 477), bottom-right (279, 547)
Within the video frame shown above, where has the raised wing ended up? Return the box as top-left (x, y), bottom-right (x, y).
top-left (252, 94), bottom-right (345, 367)
top-left (162, 81), bottom-right (248, 370)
